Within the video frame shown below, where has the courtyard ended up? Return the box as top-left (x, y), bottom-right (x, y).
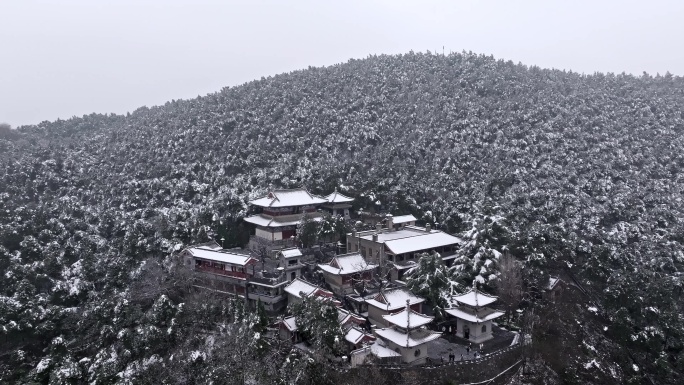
top-left (427, 324), bottom-right (517, 363)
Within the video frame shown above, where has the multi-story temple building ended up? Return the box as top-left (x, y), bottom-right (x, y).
top-left (244, 188), bottom-right (328, 252)
top-left (444, 285), bottom-right (504, 343)
top-left (365, 288), bottom-right (425, 327)
top-left (347, 218), bottom-right (463, 281)
top-left (244, 187), bottom-right (356, 254)
top-left (181, 242), bottom-right (289, 313)
top-left (374, 301), bottom-right (441, 365)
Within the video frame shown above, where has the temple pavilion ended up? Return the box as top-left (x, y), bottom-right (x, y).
top-left (444, 284), bottom-right (504, 343)
top-left (365, 287), bottom-right (425, 327)
top-left (373, 300), bottom-right (441, 365)
top-left (321, 187), bottom-right (354, 218)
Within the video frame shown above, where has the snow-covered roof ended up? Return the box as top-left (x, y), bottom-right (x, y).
top-left (284, 278), bottom-right (319, 298)
top-left (370, 341), bottom-right (402, 357)
top-left (250, 189), bottom-right (328, 208)
top-left (281, 316), bottom-right (298, 332)
top-left (318, 253), bottom-right (378, 275)
top-left (391, 215), bottom-right (417, 224)
top-left (244, 214), bottom-right (322, 227)
top-left (451, 289), bottom-right (498, 308)
top-left (359, 229), bottom-right (421, 242)
top-left (279, 248), bottom-right (302, 259)
top-left (384, 232), bottom-right (463, 255)
top-left (185, 247), bottom-right (256, 266)
top-left (316, 296), bottom-right (341, 307)
top-left (382, 309), bottom-right (434, 329)
top-left (392, 261), bottom-right (417, 270)
top-left (345, 327), bottom-right (375, 345)
top-left (374, 327), bottom-right (441, 348)
top-left (444, 307), bottom-right (504, 323)
top-left (243, 214), bottom-right (276, 227)
top-left (324, 188), bottom-right (354, 204)
top-left (366, 289), bottom-right (424, 311)
top-left (194, 241), bottom-right (222, 250)
top-left (338, 308), bottom-right (366, 327)
top-left (284, 278), bottom-right (333, 299)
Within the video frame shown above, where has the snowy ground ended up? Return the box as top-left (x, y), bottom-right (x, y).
top-left (428, 338), bottom-right (474, 362)
top-left (427, 324), bottom-right (517, 363)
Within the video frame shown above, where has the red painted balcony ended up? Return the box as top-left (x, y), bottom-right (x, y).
top-left (196, 265), bottom-right (250, 280)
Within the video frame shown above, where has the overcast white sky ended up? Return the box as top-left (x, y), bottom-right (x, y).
top-left (2, 0), bottom-right (683, 128)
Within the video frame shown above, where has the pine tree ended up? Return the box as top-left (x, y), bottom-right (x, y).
top-left (297, 214), bottom-right (319, 249)
top-left (289, 296), bottom-right (343, 354)
top-left (405, 252), bottom-right (459, 318)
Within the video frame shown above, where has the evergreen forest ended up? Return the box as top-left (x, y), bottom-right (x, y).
top-left (1, 51), bottom-right (684, 384)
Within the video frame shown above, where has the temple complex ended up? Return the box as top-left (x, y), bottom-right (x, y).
top-left (347, 221), bottom-right (463, 281)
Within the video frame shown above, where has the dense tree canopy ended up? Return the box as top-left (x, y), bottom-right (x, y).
top-left (405, 252), bottom-right (458, 318)
top-left (289, 296), bottom-right (344, 355)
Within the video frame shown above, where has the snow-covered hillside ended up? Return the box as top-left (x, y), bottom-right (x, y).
top-left (1, 51), bottom-right (683, 384)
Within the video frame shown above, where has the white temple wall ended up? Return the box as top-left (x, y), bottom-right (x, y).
top-left (255, 227), bottom-right (272, 240)
top-left (383, 339), bottom-right (429, 365)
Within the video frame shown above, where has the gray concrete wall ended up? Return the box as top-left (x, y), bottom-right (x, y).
top-left (368, 304), bottom-right (389, 327)
top-left (336, 344), bottom-right (522, 385)
top-left (321, 271), bottom-right (345, 294)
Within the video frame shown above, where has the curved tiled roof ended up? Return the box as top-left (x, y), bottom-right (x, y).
top-left (451, 288), bottom-right (498, 308)
top-left (318, 252), bottom-right (378, 275)
top-left (374, 327), bottom-right (441, 348)
top-left (365, 288), bottom-right (424, 311)
top-left (185, 247), bottom-right (256, 266)
top-left (382, 308), bottom-right (434, 329)
top-left (250, 188), bottom-right (327, 208)
top-left (444, 307), bottom-right (504, 323)
top-left (324, 188), bottom-right (354, 203)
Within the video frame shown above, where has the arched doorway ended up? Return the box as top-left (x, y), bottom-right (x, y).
top-left (463, 324), bottom-right (470, 340)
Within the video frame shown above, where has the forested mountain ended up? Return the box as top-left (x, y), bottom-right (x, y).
top-left (2, 51), bottom-right (684, 384)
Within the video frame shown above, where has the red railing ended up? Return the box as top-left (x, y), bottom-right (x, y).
top-left (196, 265), bottom-right (250, 280)
top-left (249, 235), bottom-right (297, 247)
